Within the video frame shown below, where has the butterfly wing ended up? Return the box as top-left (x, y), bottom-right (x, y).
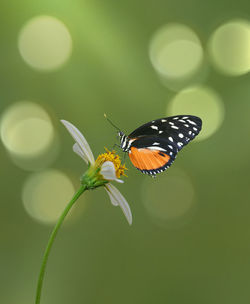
top-left (128, 136), bottom-right (177, 175)
top-left (129, 115), bottom-right (202, 151)
top-left (129, 115), bottom-right (202, 140)
top-left (127, 115), bottom-right (202, 176)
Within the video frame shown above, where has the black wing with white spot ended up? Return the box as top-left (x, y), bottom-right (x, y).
top-left (128, 115), bottom-right (202, 151)
top-left (127, 115), bottom-right (202, 176)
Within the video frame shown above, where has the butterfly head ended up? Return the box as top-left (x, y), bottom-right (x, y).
top-left (118, 131), bottom-right (130, 152)
top-left (118, 131), bottom-right (124, 137)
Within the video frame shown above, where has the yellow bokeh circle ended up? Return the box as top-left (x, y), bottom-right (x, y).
top-left (22, 169), bottom-right (76, 225)
top-left (168, 86), bottom-right (224, 141)
top-left (208, 19), bottom-right (250, 76)
top-left (18, 15), bottom-right (72, 71)
top-left (0, 101), bottom-right (55, 157)
top-left (149, 23), bottom-right (204, 80)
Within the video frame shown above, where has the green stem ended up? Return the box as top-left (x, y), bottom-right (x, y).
top-left (35, 185), bottom-right (87, 304)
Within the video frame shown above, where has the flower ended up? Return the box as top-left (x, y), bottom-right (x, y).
top-left (61, 120), bottom-right (132, 225)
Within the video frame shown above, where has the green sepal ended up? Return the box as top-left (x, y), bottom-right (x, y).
top-left (80, 166), bottom-right (108, 190)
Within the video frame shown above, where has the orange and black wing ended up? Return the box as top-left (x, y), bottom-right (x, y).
top-left (129, 147), bottom-right (173, 175)
top-left (127, 136), bottom-right (178, 175)
top-left (127, 115), bottom-right (202, 176)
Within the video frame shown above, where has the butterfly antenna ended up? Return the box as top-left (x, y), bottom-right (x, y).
top-left (104, 113), bottom-right (120, 131)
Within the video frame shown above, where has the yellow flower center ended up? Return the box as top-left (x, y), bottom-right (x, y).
top-left (96, 148), bottom-right (127, 178)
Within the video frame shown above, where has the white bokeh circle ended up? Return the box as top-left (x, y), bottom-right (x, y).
top-left (18, 15), bottom-right (72, 71)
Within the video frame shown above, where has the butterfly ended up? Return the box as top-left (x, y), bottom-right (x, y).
top-left (118, 115), bottom-right (202, 176)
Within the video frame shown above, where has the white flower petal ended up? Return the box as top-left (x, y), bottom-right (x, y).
top-left (105, 186), bottom-right (119, 206)
top-left (61, 120), bottom-right (95, 165)
top-left (115, 179), bottom-right (124, 183)
top-left (100, 161), bottom-right (123, 183)
top-left (100, 161), bottom-right (124, 183)
top-left (100, 161), bottom-right (116, 179)
top-left (105, 184), bottom-right (132, 225)
top-left (73, 143), bottom-right (88, 163)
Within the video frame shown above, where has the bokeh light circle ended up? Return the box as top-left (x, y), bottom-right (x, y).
top-left (0, 101), bottom-right (55, 158)
top-left (142, 168), bottom-right (195, 227)
top-left (22, 170), bottom-right (76, 224)
top-left (168, 86), bottom-right (224, 141)
top-left (208, 19), bottom-right (250, 76)
top-left (18, 15), bottom-right (72, 71)
top-left (149, 24), bottom-right (204, 80)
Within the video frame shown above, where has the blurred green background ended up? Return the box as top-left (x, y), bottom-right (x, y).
top-left (1, 0), bottom-right (250, 303)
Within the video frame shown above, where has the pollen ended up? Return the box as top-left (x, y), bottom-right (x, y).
top-left (96, 148), bottom-right (127, 178)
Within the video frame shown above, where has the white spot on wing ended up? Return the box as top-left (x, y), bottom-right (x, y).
top-left (169, 122), bottom-right (174, 125)
top-left (173, 117), bottom-right (179, 120)
top-left (152, 142), bottom-right (160, 145)
top-left (187, 119), bottom-right (197, 125)
top-left (159, 130), bottom-right (163, 134)
top-left (171, 125), bottom-right (179, 129)
top-left (168, 145), bottom-right (173, 149)
top-left (161, 119), bottom-right (167, 122)
top-left (147, 146), bottom-right (167, 152)
top-left (184, 124), bottom-right (189, 127)
top-left (168, 137), bottom-right (173, 142)
top-left (127, 138), bottom-right (136, 149)
top-left (179, 119), bottom-right (185, 123)
top-left (178, 133), bottom-right (184, 138)
top-left (177, 142), bottom-right (183, 147)
top-left (151, 125), bottom-right (158, 130)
